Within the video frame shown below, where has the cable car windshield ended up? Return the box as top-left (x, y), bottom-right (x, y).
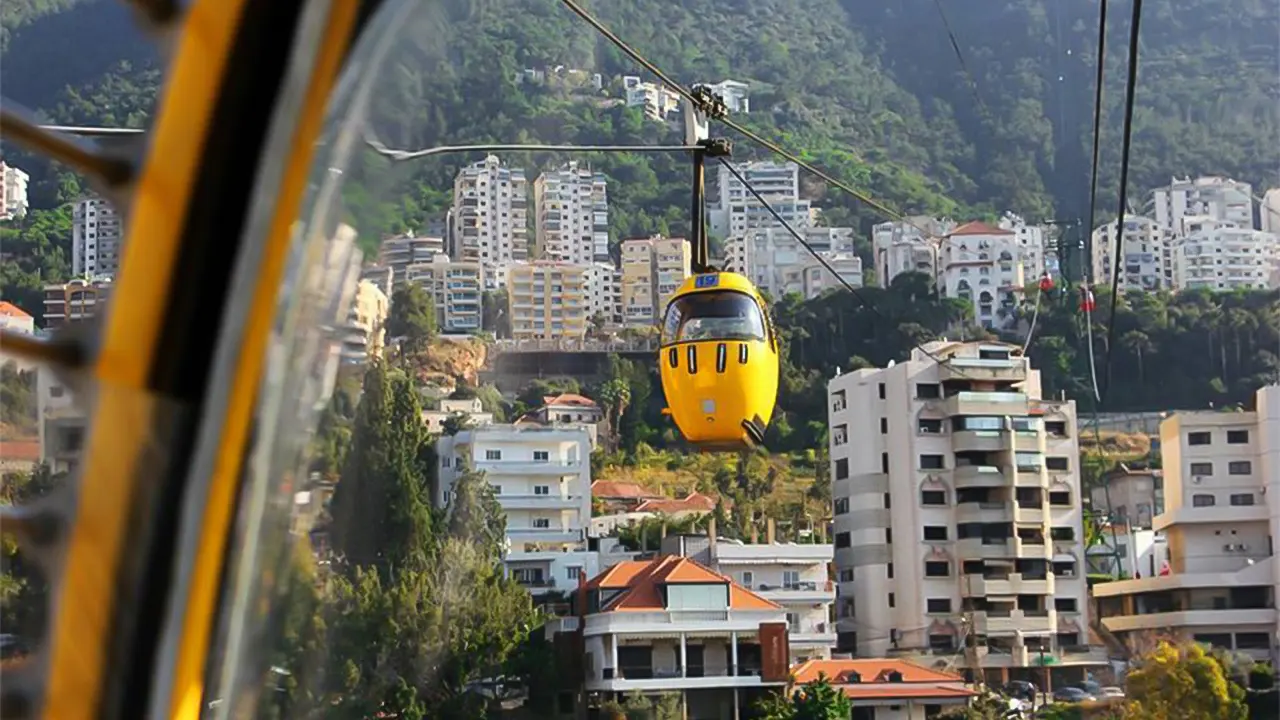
top-left (662, 291), bottom-right (767, 344)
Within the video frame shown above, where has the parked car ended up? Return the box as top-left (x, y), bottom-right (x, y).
top-left (1053, 686), bottom-right (1095, 703)
top-left (1003, 680), bottom-right (1039, 702)
top-left (1076, 680), bottom-right (1106, 697)
top-left (1099, 686), bottom-right (1126, 699)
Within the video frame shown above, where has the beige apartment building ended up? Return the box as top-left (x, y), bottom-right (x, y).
top-left (506, 262), bottom-right (589, 340)
top-left (1093, 386), bottom-right (1280, 666)
top-left (620, 235), bottom-right (691, 326)
top-left (402, 254), bottom-right (484, 333)
top-left (827, 340), bottom-right (1107, 687)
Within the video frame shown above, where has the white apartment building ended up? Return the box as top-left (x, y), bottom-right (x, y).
top-left (1171, 218), bottom-right (1280, 291)
top-left (72, 196), bottom-right (124, 278)
top-left (402, 254), bottom-right (484, 333)
top-left (827, 341), bottom-right (1105, 687)
top-left (1152, 176), bottom-right (1255, 234)
top-left (998, 213), bottom-right (1049, 281)
top-left (583, 262), bottom-right (621, 325)
top-left (723, 226), bottom-right (860, 299)
top-left (620, 235), bottom-right (691, 326)
top-left (451, 155), bottom-right (529, 277)
top-left (704, 79), bottom-right (750, 114)
top-left (1088, 216), bottom-right (1167, 291)
top-left (662, 529), bottom-right (837, 662)
top-left (939, 223), bottom-right (1026, 328)
top-left (379, 235), bottom-right (446, 284)
top-left (1093, 386), bottom-right (1280, 665)
top-left (622, 76), bottom-right (680, 120)
top-left (1, 161), bottom-right (30, 220)
top-left (708, 161), bottom-right (811, 240)
top-left (339, 279), bottom-right (389, 365)
top-left (421, 396), bottom-right (494, 434)
top-left (571, 554), bottom-right (791, 714)
top-left (1262, 189), bottom-right (1280, 235)
top-left (871, 217), bottom-right (956, 288)
top-left (436, 424), bottom-right (595, 596)
top-left (534, 162), bottom-right (610, 265)
top-left (506, 262), bottom-right (589, 340)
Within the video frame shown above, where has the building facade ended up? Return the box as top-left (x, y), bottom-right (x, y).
top-left (1, 161), bottom-right (30, 220)
top-left (534, 162), bottom-right (610, 265)
top-left (436, 424), bottom-right (595, 597)
top-left (708, 161), bottom-right (811, 240)
top-left (402, 254), bottom-right (484, 333)
top-left (827, 341), bottom-right (1105, 686)
top-left (1093, 386), bottom-right (1280, 665)
top-left (451, 155), bottom-right (529, 276)
top-left (620, 235), bottom-right (691, 326)
top-left (1170, 218), bottom-right (1280, 291)
top-left (1088, 216), bottom-right (1167, 291)
top-left (1152, 176), bottom-right (1255, 234)
top-left (506, 262), bottom-right (590, 340)
top-left (72, 196), bottom-right (124, 278)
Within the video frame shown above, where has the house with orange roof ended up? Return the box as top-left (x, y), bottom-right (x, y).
top-left (790, 658), bottom-right (976, 718)
top-left (591, 479), bottom-right (663, 513)
top-left (531, 393), bottom-right (604, 425)
top-left (633, 490), bottom-right (718, 518)
top-left (566, 554), bottom-right (791, 716)
top-left (939, 220), bottom-right (1026, 329)
top-left (662, 520), bottom-right (836, 663)
top-left (0, 301), bottom-right (34, 336)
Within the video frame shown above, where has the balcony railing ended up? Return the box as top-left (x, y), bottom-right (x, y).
top-left (606, 664), bottom-right (764, 680)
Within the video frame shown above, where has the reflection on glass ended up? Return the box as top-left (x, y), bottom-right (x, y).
top-left (661, 291), bottom-right (767, 344)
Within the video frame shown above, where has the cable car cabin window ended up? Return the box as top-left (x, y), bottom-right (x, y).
top-left (661, 291), bottom-right (767, 344)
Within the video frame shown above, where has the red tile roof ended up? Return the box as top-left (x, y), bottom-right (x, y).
top-left (591, 480), bottom-right (661, 500)
top-left (949, 221), bottom-right (1013, 236)
top-left (584, 555), bottom-right (780, 612)
top-left (543, 393), bottom-right (598, 408)
top-left (634, 491), bottom-right (717, 514)
top-left (0, 302), bottom-right (31, 319)
top-left (792, 659), bottom-right (976, 701)
top-left (0, 439), bottom-right (40, 462)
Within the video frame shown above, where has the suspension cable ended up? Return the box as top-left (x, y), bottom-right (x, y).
top-left (1084, 0), bottom-right (1110, 240)
top-left (931, 0), bottom-right (986, 113)
top-left (1100, 0), bottom-right (1145, 403)
top-left (717, 158), bottom-right (974, 375)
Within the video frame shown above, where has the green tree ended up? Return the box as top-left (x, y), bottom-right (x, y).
top-left (936, 691), bottom-right (1020, 719)
top-left (1123, 640), bottom-right (1247, 720)
top-left (757, 675), bottom-right (853, 720)
top-left (387, 283), bottom-right (437, 355)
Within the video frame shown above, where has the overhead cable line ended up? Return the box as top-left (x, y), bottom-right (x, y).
top-left (717, 158), bottom-right (967, 373)
top-left (363, 133), bottom-right (703, 161)
top-left (1100, 0), bottom-right (1145, 403)
top-left (1083, 0), bottom-right (1110, 239)
top-left (555, 0), bottom-right (945, 247)
top-left (930, 0), bottom-right (987, 113)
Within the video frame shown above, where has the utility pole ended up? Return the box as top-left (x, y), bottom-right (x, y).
top-left (1041, 218), bottom-right (1083, 286)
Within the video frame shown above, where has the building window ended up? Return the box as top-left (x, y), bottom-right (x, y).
top-left (533, 518), bottom-right (551, 528)
top-left (835, 532), bottom-right (851, 548)
top-left (834, 498), bottom-right (850, 515)
top-left (1189, 462), bottom-right (1213, 476)
top-left (881, 453), bottom-right (890, 473)
top-left (884, 493), bottom-right (891, 509)
top-left (926, 598), bottom-right (952, 614)
top-left (1049, 491), bottom-right (1071, 506)
top-left (835, 458), bottom-right (849, 480)
top-left (1230, 493), bottom-right (1255, 506)
top-left (486, 449), bottom-right (502, 460)
top-left (534, 450), bottom-right (550, 462)
top-left (1046, 457), bottom-right (1069, 471)
top-left (919, 454), bottom-right (945, 470)
top-left (840, 569), bottom-right (854, 582)
top-left (1050, 527), bottom-right (1075, 541)
top-left (1229, 461), bottom-right (1253, 475)
top-left (878, 382), bottom-right (886, 399)
top-left (534, 485), bottom-right (550, 495)
top-left (1192, 494), bottom-right (1216, 507)
top-left (916, 383), bottom-right (941, 399)
top-left (567, 566), bottom-right (582, 579)
top-left (924, 561), bottom-right (950, 578)
top-left (918, 418), bottom-right (943, 434)
top-left (924, 526), bottom-right (948, 541)
top-left (741, 571), bottom-right (754, 587)
top-left (921, 490), bottom-right (947, 506)
top-left (1227, 430), bottom-right (1250, 444)
top-left (1055, 598), bottom-right (1078, 612)
top-left (880, 417), bottom-right (888, 434)
top-left (887, 562), bottom-right (894, 579)
top-left (888, 593), bottom-right (895, 608)
top-left (885, 528), bottom-right (893, 544)
top-left (1188, 431), bottom-right (1211, 446)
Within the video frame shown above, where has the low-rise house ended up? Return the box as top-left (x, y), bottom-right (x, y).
top-left (791, 658), bottom-right (976, 719)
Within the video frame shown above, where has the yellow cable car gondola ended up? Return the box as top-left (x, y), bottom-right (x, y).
top-left (658, 96), bottom-right (779, 450)
top-left (659, 270), bottom-right (779, 449)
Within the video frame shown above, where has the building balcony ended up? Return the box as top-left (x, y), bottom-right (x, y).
top-left (475, 459), bottom-right (582, 475)
top-left (952, 430), bottom-right (1004, 453)
top-left (752, 581), bottom-right (836, 605)
top-left (1013, 504), bottom-right (1045, 524)
top-left (956, 537), bottom-right (1015, 560)
top-left (961, 573), bottom-right (1056, 597)
top-left (589, 665), bottom-right (782, 692)
top-left (974, 609), bottom-right (1058, 635)
top-left (498, 494), bottom-right (583, 510)
top-left (507, 527), bottom-right (582, 544)
top-left (956, 501), bottom-right (1012, 524)
top-left (953, 465), bottom-right (1007, 488)
top-left (944, 391), bottom-right (1030, 417)
top-left (583, 609), bottom-right (784, 636)
top-left (1101, 608), bottom-right (1276, 634)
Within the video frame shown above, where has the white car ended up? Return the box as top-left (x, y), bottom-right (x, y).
top-left (1099, 686), bottom-right (1126, 699)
